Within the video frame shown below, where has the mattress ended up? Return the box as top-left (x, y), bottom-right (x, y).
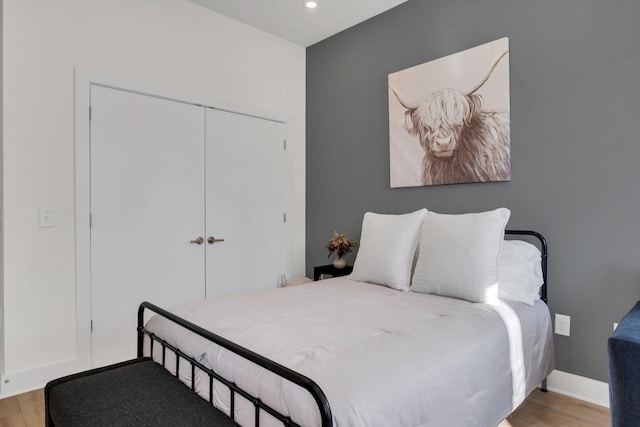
top-left (144, 277), bottom-right (554, 427)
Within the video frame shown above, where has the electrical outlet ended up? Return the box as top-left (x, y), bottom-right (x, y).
top-left (555, 314), bottom-right (571, 336)
top-left (614, 322), bottom-right (619, 331)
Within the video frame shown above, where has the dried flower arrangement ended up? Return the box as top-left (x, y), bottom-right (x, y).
top-left (326, 231), bottom-right (358, 259)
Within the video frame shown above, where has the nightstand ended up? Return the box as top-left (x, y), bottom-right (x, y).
top-left (313, 264), bottom-right (353, 281)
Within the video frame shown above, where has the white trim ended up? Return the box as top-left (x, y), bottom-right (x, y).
top-left (0, 365), bottom-right (612, 409)
top-left (0, 366), bottom-right (614, 408)
top-left (74, 68), bottom-right (289, 123)
top-left (0, 357), bottom-right (90, 398)
top-left (74, 67), bottom-right (93, 377)
top-left (546, 369), bottom-right (610, 408)
top-left (73, 67), bottom-right (293, 375)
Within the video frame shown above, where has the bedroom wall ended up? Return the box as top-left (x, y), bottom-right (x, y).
top-left (306, 0), bottom-right (640, 384)
top-left (0, 0), bottom-right (4, 380)
top-left (1, 0), bottom-right (305, 394)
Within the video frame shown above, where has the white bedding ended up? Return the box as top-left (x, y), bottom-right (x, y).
top-left (144, 277), bottom-right (554, 427)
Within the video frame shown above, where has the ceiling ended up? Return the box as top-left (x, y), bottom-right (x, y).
top-left (188, 0), bottom-right (407, 47)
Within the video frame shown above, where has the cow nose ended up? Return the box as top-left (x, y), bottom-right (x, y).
top-left (435, 137), bottom-right (451, 146)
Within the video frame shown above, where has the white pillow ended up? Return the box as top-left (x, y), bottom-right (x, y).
top-left (410, 208), bottom-right (511, 303)
top-left (350, 209), bottom-right (428, 291)
top-left (498, 240), bottom-right (544, 306)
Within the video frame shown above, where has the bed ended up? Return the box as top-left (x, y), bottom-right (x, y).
top-left (138, 210), bottom-right (554, 427)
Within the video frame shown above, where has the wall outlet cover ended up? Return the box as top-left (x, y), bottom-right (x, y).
top-left (555, 313), bottom-right (571, 336)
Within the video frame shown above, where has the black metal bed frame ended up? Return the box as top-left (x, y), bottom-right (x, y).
top-left (137, 229), bottom-right (549, 426)
top-left (504, 230), bottom-right (548, 304)
top-left (504, 230), bottom-right (549, 393)
top-left (137, 301), bottom-right (333, 427)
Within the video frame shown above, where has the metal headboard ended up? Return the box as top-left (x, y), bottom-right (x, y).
top-left (505, 229), bottom-right (549, 393)
top-left (504, 229), bottom-right (548, 304)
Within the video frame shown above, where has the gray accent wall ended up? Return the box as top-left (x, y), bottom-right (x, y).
top-left (306, 0), bottom-right (640, 382)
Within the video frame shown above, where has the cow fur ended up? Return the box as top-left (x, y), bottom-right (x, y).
top-left (422, 111), bottom-right (510, 185)
top-left (401, 90), bottom-right (510, 186)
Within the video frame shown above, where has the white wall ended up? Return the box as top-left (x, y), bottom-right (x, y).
top-left (0, 0), bottom-right (5, 381)
top-left (1, 0), bottom-right (305, 395)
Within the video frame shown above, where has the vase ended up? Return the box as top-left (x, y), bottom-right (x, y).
top-left (333, 256), bottom-right (347, 269)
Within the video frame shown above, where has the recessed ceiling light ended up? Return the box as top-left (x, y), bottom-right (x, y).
top-left (305, 1), bottom-right (318, 9)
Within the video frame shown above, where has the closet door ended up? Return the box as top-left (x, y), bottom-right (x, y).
top-left (90, 86), bottom-right (206, 367)
top-left (205, 109), bottom-right (286, 297)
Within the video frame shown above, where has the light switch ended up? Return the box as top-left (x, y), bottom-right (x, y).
top-left (39, 208), bottom-right (54, 228)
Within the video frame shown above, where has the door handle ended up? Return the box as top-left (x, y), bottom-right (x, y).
top-left (207, 236), bottom-right (225, 244)
top-left (190, 237), bottom-right (204, 245)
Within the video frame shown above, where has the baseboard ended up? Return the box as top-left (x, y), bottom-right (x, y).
top-left (0, 356), bottom-right (90, 399)
top-left (546, 369), bottom-right (610, 408)
top-left (0, 362), bottom-right (611, 409)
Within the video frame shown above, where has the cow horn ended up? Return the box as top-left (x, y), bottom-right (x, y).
top-left (389, 87), bottom-right (419, 110)
top-left (464, 50), bottom-right (509, 96)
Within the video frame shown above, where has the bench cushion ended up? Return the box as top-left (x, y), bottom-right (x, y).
top-left (46, 358), bottom-right (237, 427)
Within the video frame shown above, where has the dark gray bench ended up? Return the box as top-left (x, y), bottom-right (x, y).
top-left (45, 357), bottom-right (238, 427)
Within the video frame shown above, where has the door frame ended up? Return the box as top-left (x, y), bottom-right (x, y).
top-left (74, 67), bottom-right (292, 369)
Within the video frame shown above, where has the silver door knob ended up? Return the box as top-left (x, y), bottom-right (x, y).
top-left (190, 237), bottom-right (204, 245)
top-left (207, 236), bottom-right (225, 244)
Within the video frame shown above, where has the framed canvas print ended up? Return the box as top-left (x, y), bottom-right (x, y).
top-left (388, 37), bottom-right (510, 188)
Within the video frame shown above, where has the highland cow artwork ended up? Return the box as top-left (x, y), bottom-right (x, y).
top-left (388, 38), bottom-right (511, 187)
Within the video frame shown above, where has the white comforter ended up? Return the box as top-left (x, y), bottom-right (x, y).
top-left (144, 277), bottom-right (554, 427)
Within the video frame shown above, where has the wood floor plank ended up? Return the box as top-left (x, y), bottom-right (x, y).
top-left (0, 397), bottom-right (21, 418)
top-left (16, 390), bottom-right (44, 427)
top-left (504, 389), bottom-right (610, 427)
top-left (0, 413), bottom-right (27, 427)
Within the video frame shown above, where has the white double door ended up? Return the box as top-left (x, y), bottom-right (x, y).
top-left (89, 85), bottom-right (286, 367)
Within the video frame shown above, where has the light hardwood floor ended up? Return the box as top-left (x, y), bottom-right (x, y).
top-left (0, 390), bottom-right (44, 427)
top-left (502, 389), bottom-right (610, 427)
top-left (1, 388), bottom-right (609, 427)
